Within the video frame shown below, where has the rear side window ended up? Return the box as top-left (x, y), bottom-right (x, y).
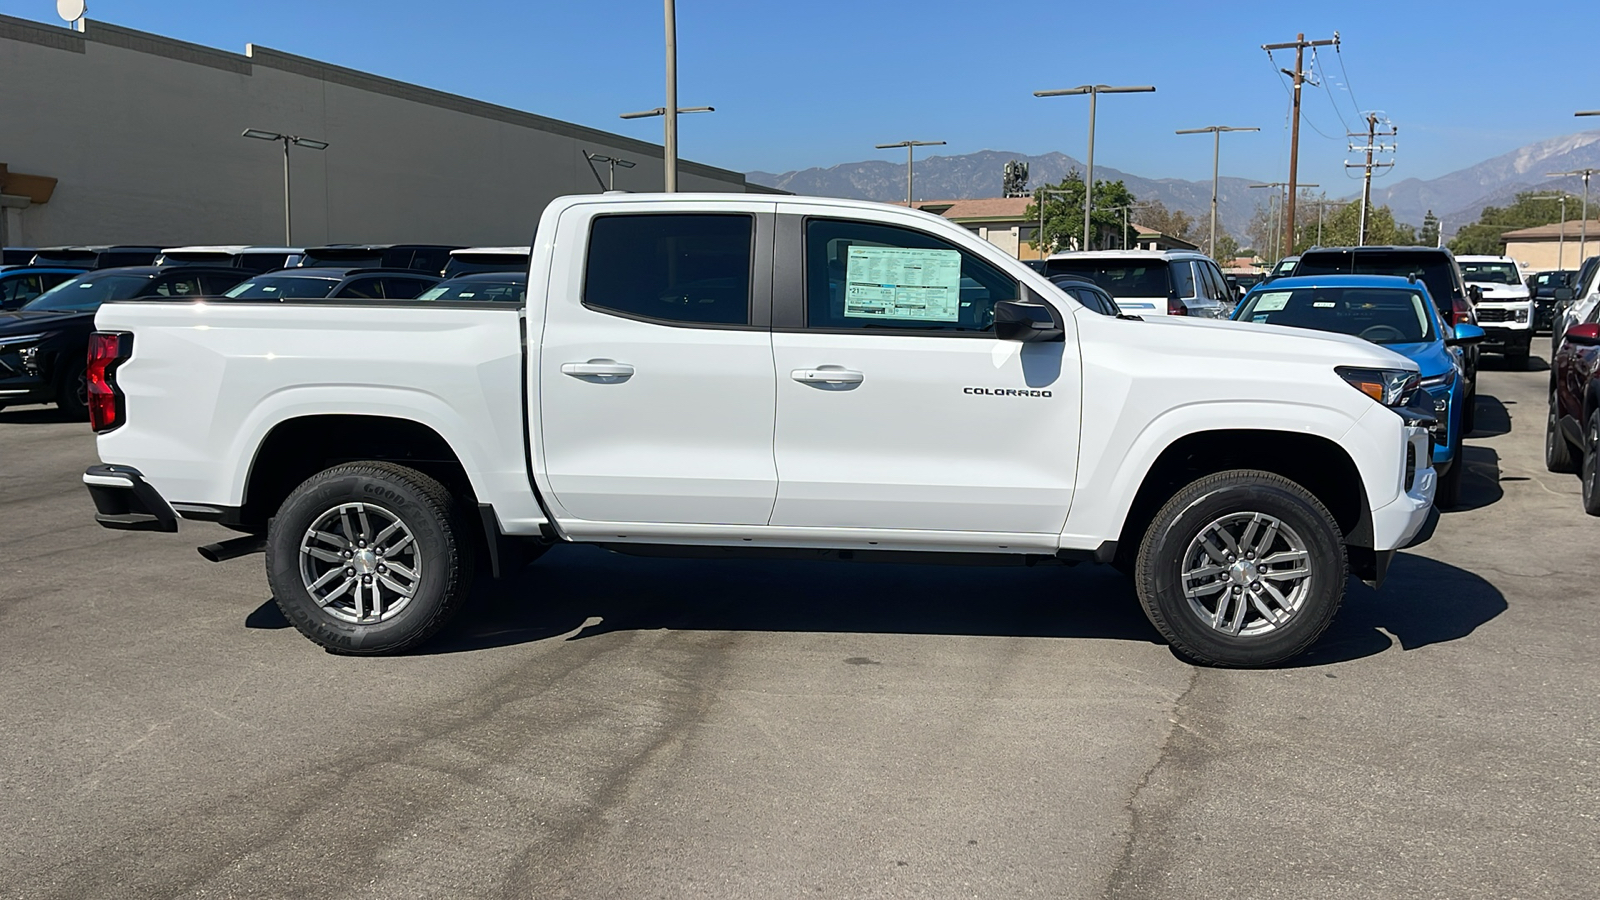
top-left (584, 214), bottom-right (752, 326)
top-left (152, 276), bottom-right (204, 297)
top-left (1170, 261), bottom-right (1197, 299)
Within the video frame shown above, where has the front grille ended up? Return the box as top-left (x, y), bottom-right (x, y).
top-left (1476, 307), bottom-right (1510, 323)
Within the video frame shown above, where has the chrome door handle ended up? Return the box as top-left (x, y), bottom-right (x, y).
top-left (561, 361), bottom-right (635, 378)
top-left (791, 367), bottom-right (864, 385)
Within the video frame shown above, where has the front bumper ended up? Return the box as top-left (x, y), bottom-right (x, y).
top-left (83, 464), bottom-right (178, 532)
top-left (1370, 423), bottom-right (1437, 552)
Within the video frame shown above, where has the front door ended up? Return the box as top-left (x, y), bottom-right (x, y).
top-left (769, 209), bottom-right (1081, 535)
top-left (538, 203), bottom-right (779, 526)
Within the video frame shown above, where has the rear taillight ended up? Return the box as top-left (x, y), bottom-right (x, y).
top-left (1167, 296), bottom-right (1188, 316)
top-left (87, 331), bottom-right (132, 433)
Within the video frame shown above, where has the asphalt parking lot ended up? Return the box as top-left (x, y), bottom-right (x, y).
top-left (1, 358), bottom-right (1595, 900)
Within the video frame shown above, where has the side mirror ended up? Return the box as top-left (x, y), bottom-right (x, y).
top-left (1467, 285), bottom-right (1483, 303)
top-left (1567, 323), bottom-right (1600, 346)
top-left (1553, 287), bottom-right (1575, 302)
top-left (994, 299), bottom-right (1065, 342)
top-left (1447, 323), bottom-right (1486, 346)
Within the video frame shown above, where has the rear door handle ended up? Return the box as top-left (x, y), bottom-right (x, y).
top-left (791, 367), bottom-right (864, 385)
top-left (561, 361), bottom-right (635, 378)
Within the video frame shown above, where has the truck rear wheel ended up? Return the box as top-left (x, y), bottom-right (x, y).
top-left (1134, 469), bottom-right (1346, 667)
top-left (266, 462), bottom-right (472, 654)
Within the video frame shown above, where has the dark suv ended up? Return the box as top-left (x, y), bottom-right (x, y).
top-left (0, 266), bottom-right (246, 416)
top-left (1292, 246), bottom-right (1481, 430)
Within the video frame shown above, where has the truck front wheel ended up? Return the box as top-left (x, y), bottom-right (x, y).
top-left (266, 462), bottom-right (472, 654)
top-left (1134, 470), bottom-right (1346, 667)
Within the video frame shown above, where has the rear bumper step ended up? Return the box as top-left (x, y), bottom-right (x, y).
top-left (83, 465), bottom-right (178, 533)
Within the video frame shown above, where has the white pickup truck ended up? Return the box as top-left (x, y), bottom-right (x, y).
top-left (1457, 255), bottom-right (1535, 369)
top-left (82, 194), bottom-right (1438, 667)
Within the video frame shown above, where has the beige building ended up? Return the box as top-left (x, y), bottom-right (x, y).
top-left (0, 14), bottom-right (774, 249)
top-left (1498, 220), bottom-right (1600, 273)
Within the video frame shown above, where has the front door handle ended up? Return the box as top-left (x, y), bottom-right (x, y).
top-left (561, 360), bottom-right (635, 378)
top-left (791, 367), bottom-right (864, 385)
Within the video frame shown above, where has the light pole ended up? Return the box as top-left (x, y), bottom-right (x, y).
top-left (1176, 125), bottom-right (1258, 257)
top-left (241, 128), bottom-right (328, 245)
top-left (875, 140), bottom-right (946, 206)
top-left (621, 105), bottom-right (714, 191)
top-left (1033, 84), bottom-right (1156, 251)
top-left (584, 151), bottom-right (637, 191)
top-left (1548, 169), bottom-right (1595, 265)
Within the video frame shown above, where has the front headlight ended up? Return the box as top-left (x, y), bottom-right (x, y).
top-left (1336, 366), bottom-right (1420, 407)
top-left (1419, 369), bottom-right (1457, 391)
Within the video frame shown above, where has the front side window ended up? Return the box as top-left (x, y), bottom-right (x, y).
top-left (805, 219), bottom-right (1016, 333)
top-left (584, 214), bottom-right (752, 326)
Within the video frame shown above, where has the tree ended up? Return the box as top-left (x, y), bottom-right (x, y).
top-left (1448, 191), bottom-right (1579, 256)
top-left (1210, 232), bottom-right (1241, 265)
top-left (1024, 170), bottom-right (1138, 253)
top-left (1136, 200), bottom-right (1195, 242)
top-left (1420, 210), bottom-right (1440, 248)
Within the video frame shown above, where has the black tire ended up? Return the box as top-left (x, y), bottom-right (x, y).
top-left (1134, 469), bottom-right (1347, 668)
top-left (1583, 412), bottom-right (1600, 517)
top-left (1547, 391), bottom-right (1579, 473)
top-left (1505, 343), bottom-right (1530, 371)
top-left (1436, 453), bottom-right (1464, 509)
top-left (266, 461), bottom-right (473, 654)
top-left (55, 356), bottom-right (89, 420)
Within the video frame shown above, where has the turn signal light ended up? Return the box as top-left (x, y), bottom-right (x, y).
top-left (87, 332), bottom-right (132, 433)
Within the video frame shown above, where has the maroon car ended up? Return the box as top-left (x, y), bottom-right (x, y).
top-left (1547, 306), bottom-right (1600, 514)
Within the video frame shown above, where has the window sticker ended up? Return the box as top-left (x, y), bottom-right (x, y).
top-left (1252, 291), bottom-right (1291, 312)
top-left (844, 246), bottom-right (962, 321)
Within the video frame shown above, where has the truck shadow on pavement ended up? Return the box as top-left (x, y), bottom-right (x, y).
top-left (0, 405), bottom-right (80, 425)
top-left (304, 542), bottom-right (1505, 667)
top-left (1466, 392), bottom-right (1512, 438)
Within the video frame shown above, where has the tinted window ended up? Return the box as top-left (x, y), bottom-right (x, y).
top-left (1458, 261), bottom-right (1520, 284)
top-left (584, 214), bottom-right (752, 326)
top-left (198, 273), bottom-right (246, 294)
top-left (234, 253), bottom-right (293, 274)
top-left (378, 277), bottom-right (439, 299)
top-left (97, 250), bottom-right (158, 268)
top-left (334, 276), bottom-right (385, 299)
top-left (1296, 251), bottom-right (1460, 309)
top-left (441, 255), bottom-right (529, 278)
top-left (1236, 286), bottom-right (1435, 344)
top-left (401, 248), bottom-right (454, 274)
top-left (805, 219), bottom-right (1016, 334)
top-left (418, 279), bottom-right (526, 303)
top-left (1171, 261), bottom-right (1197, 299)
top-left (25, 274), bottom-right (150, 311)
top-left (224, 275), bottom-right (339, 300)
top-left (153, 275), bottom-right (205, 297)
top-left (1042, 258), bottom-right (1172, 298)
top-left (302, 250), bottom-right (384, 268)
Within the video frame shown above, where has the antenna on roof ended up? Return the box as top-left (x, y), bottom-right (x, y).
top-left (56, 0), bottom-right (86, 32)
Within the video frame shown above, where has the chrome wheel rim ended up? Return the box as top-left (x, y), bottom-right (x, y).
top-left (1181, 512), bottom-right (1312, 637)
top-left (298, 502), bottom-right (421, 624)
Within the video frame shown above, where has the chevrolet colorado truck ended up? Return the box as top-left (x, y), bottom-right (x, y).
top-left (82, 194), bottom-right (1438, 667)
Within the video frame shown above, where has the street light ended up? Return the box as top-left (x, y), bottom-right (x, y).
top-left (1176, 125), bottom-right (1259, 257)
top-left (240, 128), bottom-right (328, 245)
top-left (1548, 169), bottom-right (1595, 265)
top-left (1576, 111), bottom-right (1600, 118)
top-left (875, 140), bottom-right (946, 206)
top-left (620, 105), bottom-right (714, 192)
top-left (584, 151), bottom-right (637, 191)
top-left (1034, 84), bottom-right (1156, 251)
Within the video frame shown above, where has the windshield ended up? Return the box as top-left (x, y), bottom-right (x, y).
top-left (416, 279), bottom-right (526, 303)
top-left (1458, 261), bottom-right (1520, 284)
top-left (224, 275), bottom-right (338, 300)
top-left (1040, 259), bottom-right (1172, 298)
top-left (24, 274), bottom-right (150, 311)
top-left (1236, 286), bottom-right (1436, 344)
top-left (1294, 251), bottom-right (1456, 308)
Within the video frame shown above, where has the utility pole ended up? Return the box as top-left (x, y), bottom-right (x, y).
top-left (1176, 125), bottom-right (1259, 257)
top-left (1346, 112), bottom-right (1397, 246)
top-left (1250, 182), bottom-right (1317, 258)
top-left (1262, 32), bottom-right (1339, 254)
top-left (875, 140), bottom-right (946, 206)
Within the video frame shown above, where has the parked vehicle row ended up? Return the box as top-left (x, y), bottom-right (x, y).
top-left (2, 243), bottom-right (531, 279)
top-left (80, 193), bottom-right (1439, 668)
top-left (1546, 289), bottom-right (1600, 515)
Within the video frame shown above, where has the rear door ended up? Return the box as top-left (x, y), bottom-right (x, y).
top-left (767, 206), bottom-right (1081, 535)
top-left (537, 201), bottom-right (780, 526)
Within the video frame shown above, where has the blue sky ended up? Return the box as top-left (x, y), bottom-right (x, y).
top-left (5, 0), bottom-right (1597, 192)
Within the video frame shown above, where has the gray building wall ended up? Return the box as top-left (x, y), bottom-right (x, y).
top-left (0, 14), bottom-right (776, 248)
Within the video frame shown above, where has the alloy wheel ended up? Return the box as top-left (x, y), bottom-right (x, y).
top-left (297, 502), bottom-right (422, 624)
top-left (1181, 512), bottom-right (1312, 637)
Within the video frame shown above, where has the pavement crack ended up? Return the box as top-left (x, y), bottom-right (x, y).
top-left (1102, 664), bottom-right (1201, 900)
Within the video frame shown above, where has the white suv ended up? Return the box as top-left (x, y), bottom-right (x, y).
top-left (1042, 249), bottom-right (1234, 317)
top-left (1457, 255), bottom-right (1535, 368)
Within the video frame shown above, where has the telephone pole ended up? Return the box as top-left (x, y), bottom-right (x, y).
top-left (1262, 32), bottom-right (1339, 255)
top-left (1346, 112), bottom-right (1397, 246)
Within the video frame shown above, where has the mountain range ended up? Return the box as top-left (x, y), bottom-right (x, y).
top-left (747, 130), bottom-right (1600, 241)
